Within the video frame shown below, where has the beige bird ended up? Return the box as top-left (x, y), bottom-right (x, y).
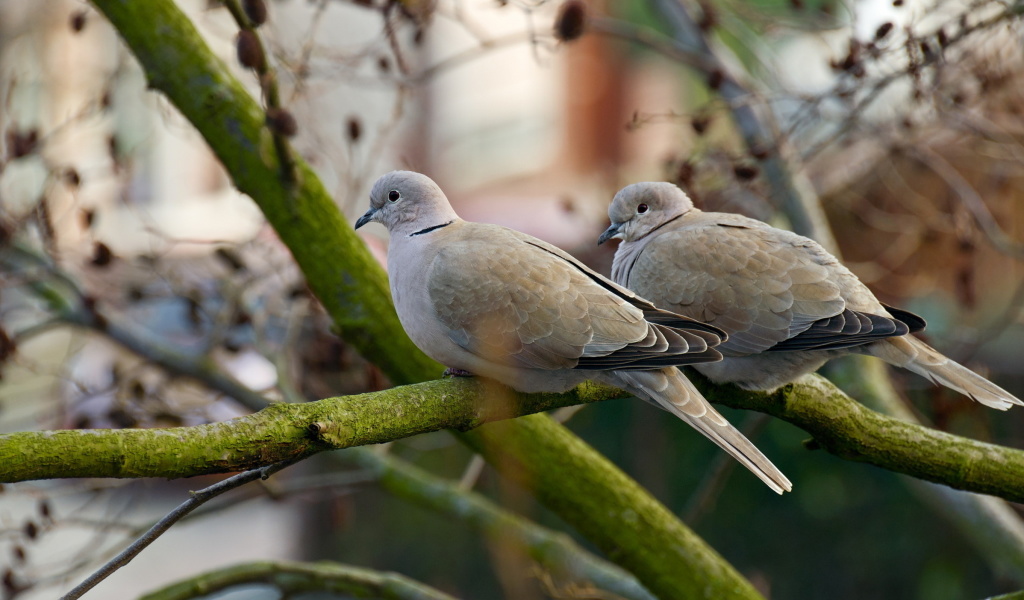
top-left (355, 171), bottom-right (792, 493)
top-left (600, 181), bottom-right (1023, 411)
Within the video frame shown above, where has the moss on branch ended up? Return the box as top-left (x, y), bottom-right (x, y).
top-left (345, 447), bottom-right (657, 600)
top-left (140, 561), bottom-right (459, 600)
top-left (0, 378), bottom-right (625, 482)
top-left (694, 372), bottom-right (1024, 503)
top-left (6, 372), bottom-right (1024, 503)
top-left (462, 414), bottom-right (762, 600)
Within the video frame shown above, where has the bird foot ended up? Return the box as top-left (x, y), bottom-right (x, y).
top-left (443, 368), bottom-right (475, 378)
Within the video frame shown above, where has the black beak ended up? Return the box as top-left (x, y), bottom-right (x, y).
top-left (354, 207), bottom-right (377, 230)
top-left (597, 223), bottom-right (622, 245)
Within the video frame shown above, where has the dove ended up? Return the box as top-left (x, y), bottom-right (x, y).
top-left (600, 181), bottom-right (1022, 411)
top-left (355, 171), bottom-right (792, 493)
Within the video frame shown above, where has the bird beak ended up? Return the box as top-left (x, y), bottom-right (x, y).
top-left (354, 207), bottom-right (377, 230)
top-left (597, 223), bottom-right (622, 245)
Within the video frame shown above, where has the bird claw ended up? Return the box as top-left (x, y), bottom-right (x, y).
top-left (443, 368), bottom-right (474, 378)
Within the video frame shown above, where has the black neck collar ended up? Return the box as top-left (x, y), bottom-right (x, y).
top-left (410, 220), bottom-right (455, 237)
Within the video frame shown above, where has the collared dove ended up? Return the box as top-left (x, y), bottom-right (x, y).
top-left (355, 171), bottom-right (792, 493)
top-left (600, 181), bottom-right (1023, 411)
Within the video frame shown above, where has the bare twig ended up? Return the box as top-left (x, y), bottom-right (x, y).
top-left (60, 458), bottom-right (300, 600)
top-left (0, 243), bottom-right (270, 412)
top-left (908, 146), bottom-right (1024, 260)
top-left (647, 0), bottom-right (839, 252)
top-left (223, 0), bottom-right (299, 184)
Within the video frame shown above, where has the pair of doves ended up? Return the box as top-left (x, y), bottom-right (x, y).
top-left (355, 170), bottom-right (1021, 494)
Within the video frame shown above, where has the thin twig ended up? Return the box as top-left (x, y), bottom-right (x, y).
top-left (646, 0), bottom-right (839, 252)
top-left (908, 146), bottom-right (1024, 260)
top-left (222, 0), bottom-right (298, 185)
top-left (60, 458), bottom-right (300, 600)
top-left (1, 243), bottom-right (270, 412)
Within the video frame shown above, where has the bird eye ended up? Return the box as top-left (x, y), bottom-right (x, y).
top-left (637, 203), bottom-right (649, 214)
top-left (388, 190), bottom-right (401, 202)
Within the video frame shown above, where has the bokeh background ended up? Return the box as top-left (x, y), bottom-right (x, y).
top-left (2, 0), bottom-right (1024, 598)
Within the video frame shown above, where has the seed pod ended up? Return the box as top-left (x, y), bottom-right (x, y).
top-left (675, 161), bottom-right (694, 186)
top-left (266, 108), bottom-right (298, 137)
top-left (691, 115), bottom-right (711, 135)
top-left (733, 164), bottom-right (759, 181)
top-left (0, 327), bottom-right (14, 362)
top-left (70, 10), bottom-right (88, 33)
top-left (347, 117), bottom-right (362, 142)
top-left (6, 129), bottom-right (39, 159)
top-left (236, 30), bottom-right (265, 70)
top-left (243, 0), bottom-right (267, 26)
top-left (91, 242), bottom-right (114, 267)
top-left (214, 247), bottom-right (247, 273)
top-left (64, 168), bottom-right (82, 188)
top-left (554, 1), bottom-right (586, 42)
top-left (707, 69), bottom-right (725, 90)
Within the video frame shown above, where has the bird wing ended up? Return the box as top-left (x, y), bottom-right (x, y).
top-left (626, 216), bottom-right (916, 355)
top-left (427, 224), bottom-right (724, 371)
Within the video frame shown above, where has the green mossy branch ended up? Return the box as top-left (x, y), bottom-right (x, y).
top-left (140, 561), bottom-right (459, 600)
top-left (5, 373), bottom-right (1024, 504)
top-left (0, 378), bottom-right (625, 483)
top-left (462, 415), bottom-right (762, 600)
top-left (345, 447), bottom-right (657, 600)
top-left (694, 373), bottom-right (1024, 503)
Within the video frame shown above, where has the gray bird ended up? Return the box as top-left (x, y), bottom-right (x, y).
top-left (600, 181), bottom-right (1022, 411)
top-left (355, 171), bottom-right (792, 493)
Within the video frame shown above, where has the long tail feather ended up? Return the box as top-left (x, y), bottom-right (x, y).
top-left (602, 368), bottom-right (792, 494)
top-left (869, 337), bottom-right (1023, 410)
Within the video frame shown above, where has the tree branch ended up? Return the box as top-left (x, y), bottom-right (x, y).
top-left (139, 560), bottom-right (460, 600)
top-left (1, 243), bottom-right (270, 413)
top-left (61, 459), bottom-right (300, 600)
top-left (692, 372), bottom-right (1024, 503)
top-left (0, 378), bottom-right (625, 482)
top-left (344, 447), bottom-right (657, 600)
top-left (460, 414), bottom-right (762, 600)
top-left (5, 373), bottom-right (1024, 503)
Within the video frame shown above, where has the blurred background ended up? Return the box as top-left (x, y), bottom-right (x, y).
top-left (2, 0), bottom-right (1024, 598)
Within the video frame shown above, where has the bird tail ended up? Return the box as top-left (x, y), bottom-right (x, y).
top-left (868, 336), bottom-right (1023, 410)
top-left (603, 368), bottom-right (792, 494)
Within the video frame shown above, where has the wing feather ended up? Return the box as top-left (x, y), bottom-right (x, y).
top-left (619, 216), bottom-right (918, 356)
top-left (428, 224), bottom-right (725, 372)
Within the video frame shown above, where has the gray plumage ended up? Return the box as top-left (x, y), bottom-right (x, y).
top-left (356, 171), bottom-right (792, 494)
top-left (601, 181), bottom-right (1022, 411)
